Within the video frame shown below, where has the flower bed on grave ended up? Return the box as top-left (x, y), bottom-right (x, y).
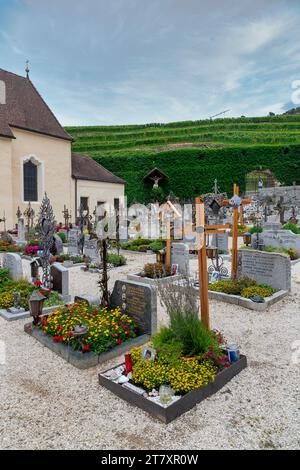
top-left (0, 240), bottom-right (23, 253)
top-left (99, 278), bottom-right (247, 423)
top-left (0, 270), bottom-right (62, 310)
top-left (127, 262), bottom-right (182, 286)
top-left (99, 314), bottom-right (246, 423)
top-left (39, 303), bottom-right (136, 354)
top-left (208, 276), bottom-right (276, 299)
top-left (24, 302), bottom-right (148, 368)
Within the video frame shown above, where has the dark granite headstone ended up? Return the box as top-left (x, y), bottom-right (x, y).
top-left (50, 262), bottom-right (71, 301)
top-left (110, 280), bottom-right (157, 335)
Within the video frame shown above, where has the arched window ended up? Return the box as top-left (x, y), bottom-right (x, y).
top-left (24, 160), bottom-right (38, 201)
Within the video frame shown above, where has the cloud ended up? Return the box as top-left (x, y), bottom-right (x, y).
top-left (1, 0), bottom-right (300, 123)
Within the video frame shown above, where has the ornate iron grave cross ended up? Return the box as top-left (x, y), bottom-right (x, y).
top-left (37, 193), bottom-right (56, 288)
top-left (62, 205), bottom-right (71, 228)
top-left (24, 202), bottom-right (35, 232)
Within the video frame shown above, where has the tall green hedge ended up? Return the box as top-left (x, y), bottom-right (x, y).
top-left (94, 145), bottom-right (300, 204)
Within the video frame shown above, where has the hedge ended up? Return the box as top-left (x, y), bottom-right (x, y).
top-left (93, 145), bottom-right (300, 204)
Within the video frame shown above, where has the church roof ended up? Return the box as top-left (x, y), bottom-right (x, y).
top-left (0, 69), bottom-right (72, 141)
top-left (71, 153), bottom-right (125, 185)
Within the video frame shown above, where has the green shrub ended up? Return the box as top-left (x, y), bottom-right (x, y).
top-left (282, 222), bottom-right (300, 234)
top-left (287, 247), bottom-right (299, 260)
top-left (57, 231), bottom-right (67, 243)
top-left (149, 240), bottom-right (165, 252)
top-left (209, 277), bottom-right (256, 295)
top-left (0, 268), bottom-right (11, 286)
top-left (107, 253), bottom-right (127, 266)
top-left (249, 226), bottom-right (263, 234)
top-left (241, 285), bottom-right (275, 298)
top-left (138, 244), bottom-right (150, 252)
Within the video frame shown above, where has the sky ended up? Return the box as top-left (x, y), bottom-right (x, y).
top-left (0, 0), bottom-right (300, 125)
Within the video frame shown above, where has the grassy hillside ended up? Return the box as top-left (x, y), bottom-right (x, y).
top-left (65, 115), bottom-right (300, 203)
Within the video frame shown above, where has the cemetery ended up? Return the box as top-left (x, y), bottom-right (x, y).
top-left (1, 9), bottom-right (300, 450)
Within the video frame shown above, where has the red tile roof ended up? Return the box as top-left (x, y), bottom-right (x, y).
top-left (71, 153), bottom-right (125, 184)
top-left (0, 69), bottom-right (72, 141)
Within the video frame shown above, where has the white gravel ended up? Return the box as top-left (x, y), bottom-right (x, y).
top-left (0, 251), bottom-right (299, 450)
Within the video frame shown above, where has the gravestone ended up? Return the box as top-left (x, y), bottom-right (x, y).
top-left (17, 218), bottom-right (26, 244)
top-left (84, 236), bottom-right (99, 260)
top-left (171, 242), bottom-right (189, 275)
top-left (53, 234), bottom-right (63, 255)
top-left (256, 229), bottom-right (300, 253)
top-left (50, 262), bottom-right (71, 302)
top-left (237, 249), bottom-right (291, 291)
top-left (110, 280), bottom-right (157, 335)
top-left (261, 221), bottom-right (282, 231)
top-left (211, 232), bottom-right (229, 253)
top-left (68, 229), bottom-right (79, 256)
top-left (2, 253), bottom-right (23, 280)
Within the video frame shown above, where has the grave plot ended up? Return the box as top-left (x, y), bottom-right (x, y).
top-left (208, 249), bottom-right (290, 311)
top-left (24, 279), bottom-right (157, 369)
top-left (99, 198), bottom-right (247, 423)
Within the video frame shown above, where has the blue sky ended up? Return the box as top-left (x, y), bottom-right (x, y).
top-left (1, 0), bottom-right (300, 125)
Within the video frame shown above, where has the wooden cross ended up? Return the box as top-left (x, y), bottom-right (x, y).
top-left (195, 197), bottom-right (230, 329)
top-left (160, 200), bottom-right (181, 268)
top-left (222, 184), bottom-right (251, 278)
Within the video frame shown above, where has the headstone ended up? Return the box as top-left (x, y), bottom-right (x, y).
top-left (50, 262), bottom-right (71, 302)
top-left (237, 249), bottom-right (291, 291)
top-left (68, 229), bottom-right (79, 256)
top-left (17, 218), bottom-right (26, 244)
top-left (84, 236), bottom-right (98, 260)
top-left (261, 222), bottom-right (282, 231)
top-left (211, 232), bottom-right (229, 253)
top-left (53, 234), bottom-right (63, 255)
top-left (2, 253), bottom-right (23, 280)
top-left (74, 294), bottom-right (100, 306)
top-left (171, 242), bottom-right (189, 275)
top-left (110, 280), bottom-right (157, 335)
top-left (256, 229), bottom-right (300, 253)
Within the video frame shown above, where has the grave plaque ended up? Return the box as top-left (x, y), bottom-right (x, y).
top-left (2, 253), bottom-right (23, 280)
top-left (50, 262), bottom-right (71, 301)
top-left (17, 218), bottom-right (26, 244)
top-left (110, 280), bottom-right (157, 335)
top-left (237, 249), bottom-right (291, 291)
top-left (171, 242), bottom-right (189, 275)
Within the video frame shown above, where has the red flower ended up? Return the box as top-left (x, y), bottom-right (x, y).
top-left (34, 280), bottom-right (42, 287)
top-left (83, 344), bottom-right (90, 352)
top-left (53, 335), bottom-right (63, 342)
top-left (56, 325), bottom-right (62, 331)
top-left (117, 338), bottom-right (122, 345)
top-left (67, 331), bottom-right (73, 337)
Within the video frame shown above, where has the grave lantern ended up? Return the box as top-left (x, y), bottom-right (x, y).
top-left (206, 245), bottom-right (218, 259)
top-left (243, 232), bottom-right (252, 246)
top-left (28, 290), bottom-right (46, 325)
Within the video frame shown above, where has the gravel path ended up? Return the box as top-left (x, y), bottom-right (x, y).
top-left (0, 252), bottom-right (299, 450)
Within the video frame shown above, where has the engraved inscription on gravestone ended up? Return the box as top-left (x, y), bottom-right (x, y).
top-left (238, 249), bottom-right (291, 291)
top-left (110, 280), bottom-right (157, 335)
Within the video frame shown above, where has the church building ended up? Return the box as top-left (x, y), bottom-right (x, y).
top-left (0, 68), bottom-right (125, 229)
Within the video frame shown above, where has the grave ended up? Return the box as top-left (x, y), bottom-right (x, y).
top-left (2, 253), bottom-right (23, 280)
top-left (68, 229), bottom-right (80, 256)
top-left (237, 249), bottom-right (291, 291)
top-left (110, 279), bottom-right (157, 335)
top-left (84, 236), bottom-right (99, 260)
top-left (17, 218), bottom-right (26, 245)
top-left (256, 229), bottom-right (300, 253)
top-left (171, 242), bottom-right (189, 275)
top-left (50, 262), bottom-right (71, 302)
top-left (211, 232), bottom-right (229, 253)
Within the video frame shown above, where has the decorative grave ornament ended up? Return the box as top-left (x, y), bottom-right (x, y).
top-left (28, 290), bottom-right (46, 325)
top-left (62, 205), bottom-right (72, 228)
top-left (16, 206), bottom-right (22, 221)
top-left (229, 194), bottom-right (242, 209)
top-left (37, 193), bottom-right (56, 288)
top-left (23, 202), bottom-right (35, 231)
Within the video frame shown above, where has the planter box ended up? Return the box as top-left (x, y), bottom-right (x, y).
top-left (98, 355), bottom-right (247, 423)
top-left (24, 324), bottom-right (150, 369)
top-left (208, 289), bottom-right (288, 311)
top-left (127, 273), bottom-right (182, 287)
top-left (0, 304), bottom-right (62, 322)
